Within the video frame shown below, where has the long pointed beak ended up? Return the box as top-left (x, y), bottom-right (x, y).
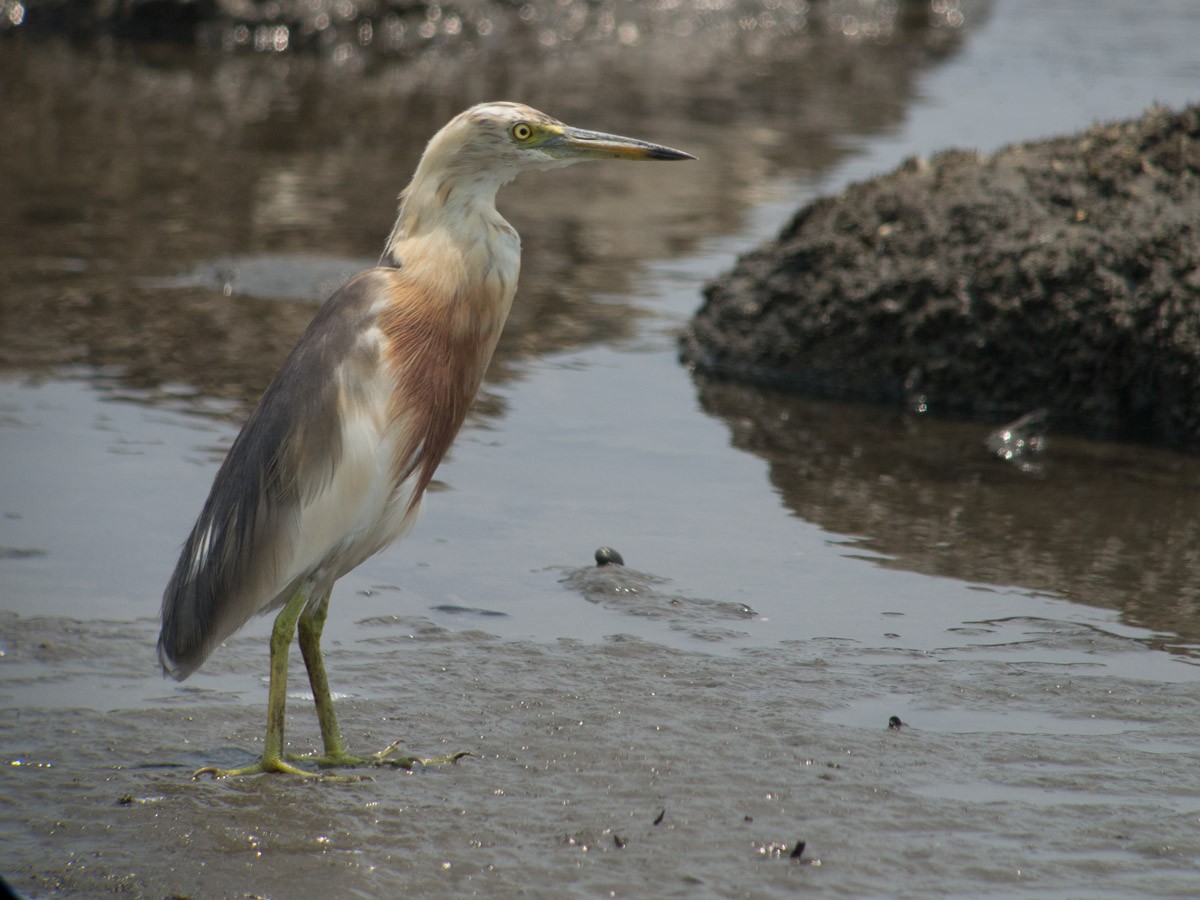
top-left (545, 126), bottom-right (696, 162)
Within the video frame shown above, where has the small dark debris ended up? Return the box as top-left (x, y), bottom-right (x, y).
top-left (429, 604), bottom-right (507, 617)
top-left (744, 815), bottom-right (754, 823)
top-left (653, 808), bottom-right (665, 826)
top-left (0, 546), bottom-right (47, 560)
top-left (790, 841), bottom-right (806, 859)
top-left (888, 715), bottom-right (905, 730)
top-left (117, 794), bottom-right (133, 806)
top-left (613, 833), bottom-right (626, 849)
top-left (595, 546), bottom-right (625, 567)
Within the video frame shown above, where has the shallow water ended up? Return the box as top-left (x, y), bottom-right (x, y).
top-left (4, 1), bottom-right (1200, 897)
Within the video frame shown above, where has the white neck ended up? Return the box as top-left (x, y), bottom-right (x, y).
top-left (382, 152), bottom-right (521, 266)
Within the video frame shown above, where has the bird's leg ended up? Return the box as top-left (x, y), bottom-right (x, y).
top-left (295, 587), bottom-right (357, 766)
top-left (194, 585), bottom-right (325, 779)
top-left (292, 587), bottom-right (472, 771)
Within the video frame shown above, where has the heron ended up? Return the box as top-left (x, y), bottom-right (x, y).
top-left (158, 102), bottom-right (694, 779)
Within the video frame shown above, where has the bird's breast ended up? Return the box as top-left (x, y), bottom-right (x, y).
top-left (373, 229), bottom-right (519, 511)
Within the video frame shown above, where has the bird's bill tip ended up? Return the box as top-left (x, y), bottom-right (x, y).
top-left (550, 126), bottom-right (696, 162)
top-left (642, 144), bottom-right (698, 162)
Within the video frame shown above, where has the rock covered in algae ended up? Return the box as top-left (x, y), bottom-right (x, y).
top-left (682, 104), bottom-right (1200, 448)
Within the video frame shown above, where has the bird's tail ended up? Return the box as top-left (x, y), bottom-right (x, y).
top-left (158, 514), bottom-right (238, 682)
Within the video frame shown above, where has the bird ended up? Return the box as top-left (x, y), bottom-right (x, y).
top-left (157, 102), bottom-right (694, 779)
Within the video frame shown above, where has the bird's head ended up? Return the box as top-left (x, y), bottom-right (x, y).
top-left (419, 101), bottom-right (695, 187)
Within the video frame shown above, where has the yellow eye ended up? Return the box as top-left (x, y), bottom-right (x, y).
top-left (512, 123), bottom-right (534, 142)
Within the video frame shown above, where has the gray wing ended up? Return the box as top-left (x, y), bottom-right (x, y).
top-left (157, 270), bottom-right (385, 680)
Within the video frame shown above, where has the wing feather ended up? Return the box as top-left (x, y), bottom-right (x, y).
top-left (158, 269), bottom-right (403, 680)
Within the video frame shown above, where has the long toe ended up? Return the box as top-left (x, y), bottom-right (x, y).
top-left (193, 755), bottom-right (366, 781)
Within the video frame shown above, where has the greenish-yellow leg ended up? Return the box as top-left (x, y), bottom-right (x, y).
top-left (194, 582), bottom-right (470, 780)
top-left (293, 588), bottom-right (470, 770)
top-left (194, 585), bottom-right (329, 780)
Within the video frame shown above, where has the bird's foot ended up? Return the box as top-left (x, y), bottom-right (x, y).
top-left (292, 740), bottom-right (474, 771)
top-left (193, 754), bottom-right (368, 782)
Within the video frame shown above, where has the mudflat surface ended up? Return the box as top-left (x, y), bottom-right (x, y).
top-left (6, 610), bottom-right (1200, 898)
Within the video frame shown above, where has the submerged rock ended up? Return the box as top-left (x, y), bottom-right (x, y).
top-left (682, 104), bottom-right (1200, 449)
top-left (559, 550), bottom-right (756, 639)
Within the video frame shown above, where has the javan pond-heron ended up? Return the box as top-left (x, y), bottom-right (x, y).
top-left (158, 102), bottom-right (694, 778)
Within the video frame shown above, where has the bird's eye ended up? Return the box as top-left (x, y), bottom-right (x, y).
top-left (512, 123), bottom-right (534, 142)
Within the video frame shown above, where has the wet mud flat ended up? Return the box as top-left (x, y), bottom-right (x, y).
top-left (4, 611), bottom-right (1200, 898)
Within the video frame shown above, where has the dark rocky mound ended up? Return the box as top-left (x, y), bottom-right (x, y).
top-left (682, 104), bottom-right (1200, 448)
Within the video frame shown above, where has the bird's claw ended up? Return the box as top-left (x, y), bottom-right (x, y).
top-left (191, 743), bottom-right (472, 780)
top-left (191, 758), bottom-right (370, 782)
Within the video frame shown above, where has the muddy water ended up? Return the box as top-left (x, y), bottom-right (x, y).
top-left (4, 1), bottom-right (1200, 897)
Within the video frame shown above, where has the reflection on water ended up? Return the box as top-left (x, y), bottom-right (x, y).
top-left (0, 4), bottom-right (976, 406)
top-left (694, 376), bottom-right (1200, 647)
top-left (1, 0), bottom-right (972, 60)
